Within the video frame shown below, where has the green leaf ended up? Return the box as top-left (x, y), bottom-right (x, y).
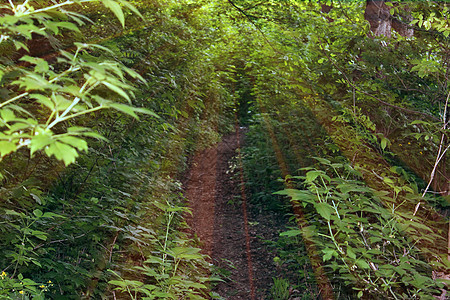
top-left (5, 209), bottom-right (25, 217)
top-left (181, 281), bottom-right (207, 290)
top-left (67, 126), bottom-right (90, 133)
top-left (410, 120), bottom-right (430, 126)
top-left (13, 41), bottom-right (29, 51)
top-left (356, 259), bottom-right (370, 269)
top-left (118, 0), bottom-right (144, 20)
top-left (81, 131), bottom-right (108, 140)
top-left (30, 94), bottom-right (55, 110)
top-left (168, 247), bottom-right (203, 260)
top-left (67, 127), bottom-right (106, 140)
top-left (30, 132), bottom-right (53, 156)
top-left (306, 170), bottom-right (321, 182)
top-left (322, 248), bottom-right (335, 261)
top-left (76, 42), bottom-right (114, 54)
top-left (19, 56), bottom-right (49, 73)
top-left (102, 0), bottom-right (125, 27)
top-left (380, 137), bottom-right (387, 150)
top-left (383, 177), bottom-right (394, 185)
top-left (0, 141), bottom-right (17, 157)
top-left (56, 21), bottom-right (80, 32)
top-left (108, 103), bottom-right (138, 119)
top-left (347, 246), bottom-right (356, 259)
top-left (151, 291), bottom-right (175, 299)
top-left (44, 141), bottom-right (79, 166)
top-left (313, 157), bottom-right (331, 165)
top-left (314, 202), bottom-right (333, 221)
top-left (336, 183), bottom-right (359, 194)
top-left (130, 106), bottom-right (159, 118)
top-left (102, 81), bottom-right (130, 102)
top-left (32, 232), bottom-right (47, 241)
top-left (280, 229), bottom-right (302, 237)
top-left (57, 136), bottom-right (88, 152)
top-left (306, 170), bottom-right (330, 182)
top-left (274, 189), bottom-right (312, 201)
top-left (31, 259), bottom-right (42, 267)
top-left (144, 255), bottom-right (164, 264)
top-left (1, 108), bottom-right (16, 122)
top-left (12, 24), bottom-right (43, 39)
top-left (45, 21), bottom-right (61, 35)
top-left (109, 280), bottom-right (128, 289)
top-left (30, 193), bottom-right (42, 204)
top-left (42, 212), bottom-right (65, 219)
top-left (13, 73), bottom-right (57, 91)
top-left (33, 209), bottom-right (43, 218)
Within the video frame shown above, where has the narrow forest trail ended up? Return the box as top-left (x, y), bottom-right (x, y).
top-left (183, 128), bottom-right (292, 299)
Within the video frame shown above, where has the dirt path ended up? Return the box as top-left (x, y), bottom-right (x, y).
top-left (184, 128), bottom-right (286, 299)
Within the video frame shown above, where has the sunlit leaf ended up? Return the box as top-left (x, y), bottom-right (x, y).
top-left (102, 81), bottom-right (130, 102)
top-left (30, 132), bottom-right (53, 156)
top-left (44, 141), bottom-right (78, 166)
top-left (0, 141), bottom-right (17, 156)
top-left (57, 136), bottom-right (88, 152)
top-left (102, 0), bottom-right (125, 27)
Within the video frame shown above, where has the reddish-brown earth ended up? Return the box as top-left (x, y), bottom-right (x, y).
top-left (184, 128), bottom-right (291, 299)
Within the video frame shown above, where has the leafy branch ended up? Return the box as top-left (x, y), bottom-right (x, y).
top-left (0, 0), bottom-right (156, 167)
top-left (317, 36), bottom-right (440, 122)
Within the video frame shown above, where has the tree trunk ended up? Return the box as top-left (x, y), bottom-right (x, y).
top-left (364, 0), bottom-right (392, 37)
top-left (364, 0), bottom-right (413, 38)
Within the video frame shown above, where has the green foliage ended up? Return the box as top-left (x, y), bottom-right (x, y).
top-left (270, 277), bottom-right (290, 300)
top-left (0, 0), bottom-right (153, 168)
top-left (332, 107), bottom-right (393, 154)
top-left (276, 158), bottom-right (447, 299)
top-left (411, 6), bottom-right (450, 37)
top-left (242, 118), bottom-right (284, 208)
top-left (410, 119), bottom-right (449, 149)
top-left (0, 1), bottom-right (239, 299)
top-left (266, 232), bottom-right (320, 300)
top-left (0, 208), bottom-right (63, 298)
top-left (0, 271), bottom-right (50, 300)
top-left (109, 200), bottom-right (210, 299)
top-left (0, 0), bottom-right (449, 299)
top-left (236, 2), bottom-right (449, 296)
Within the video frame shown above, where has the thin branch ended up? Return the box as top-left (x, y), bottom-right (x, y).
top-left (31, 0), bottom-right (93, 15)
top-left (8, 0), bottom-right (14, 11)
top-left (0, 92), bottom-right (29, 108)
top-left (50, 105), bottom-right (105, 128)
top-left (421, 90), bottom-right (450, 198)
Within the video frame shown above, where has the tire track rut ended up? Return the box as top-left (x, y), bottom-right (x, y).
top-left (184, 129), bottom-right (254, 299)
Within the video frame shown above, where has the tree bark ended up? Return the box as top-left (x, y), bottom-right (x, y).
top-left (364, 0), bottom-right (392, 37)
top-left (364, 0), bottom-right (413, 38)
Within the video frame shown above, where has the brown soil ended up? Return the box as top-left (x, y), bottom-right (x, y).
top-left (184, 128), bottom-right (289, 299)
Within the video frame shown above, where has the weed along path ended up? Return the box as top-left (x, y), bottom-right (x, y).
top-left (184, 128), bottom-right (288, 299)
